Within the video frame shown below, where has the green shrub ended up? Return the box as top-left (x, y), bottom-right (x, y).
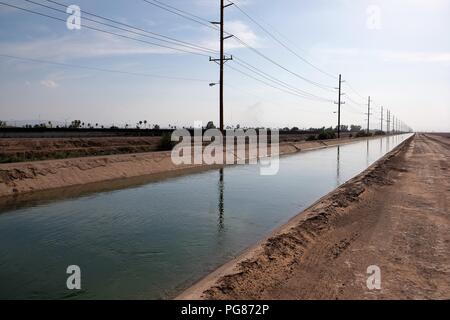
top-left (317, 129), bottom-right (336, 140)
top-left (158, 133), bottom-right (175, 151)
top-left (306, 135), bottom-right (316, 141)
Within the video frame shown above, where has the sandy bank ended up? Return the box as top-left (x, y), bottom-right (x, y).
top-left (0, 135), bottom-right (381, 198)
top-left (178, 133), bottom-right (450, 300)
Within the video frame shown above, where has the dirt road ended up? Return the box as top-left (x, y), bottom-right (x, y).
top-left (181, 134), bottom-right (450, 300)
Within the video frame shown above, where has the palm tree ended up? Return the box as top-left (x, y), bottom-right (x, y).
top-left (144, 120), bottom-right (147, 129)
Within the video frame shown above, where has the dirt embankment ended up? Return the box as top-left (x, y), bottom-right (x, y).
top-left (0, 136), bottom-right (162, 163)
top-left (0, 133), bottom-right (356, 163)
top-left (178, 133), bottom-right (450, 300)
top-left (0, 135), bottom-right (371, 198)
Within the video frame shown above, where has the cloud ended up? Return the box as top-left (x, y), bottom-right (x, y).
top-left (226, 20), bottom-right (260, 47)
top-left (313, 47), bottom-right (450, 65)
top-left (40, 79), bottom-right (58, 88)
top-left (0, 4), bottom-right (18, 15)
top-left (199, 20), bottom-right (262, 52)
top-left (0, 32), bottom-right (196, 61)
top-left (379, 51), bottom-right (450, 63)
top-left (314, 47), bottom-right (361, 57)
top-left (0, 12), bottom-right (261, 62)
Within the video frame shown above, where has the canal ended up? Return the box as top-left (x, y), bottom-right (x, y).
top-left (0, 134), bottom-right (412, 299)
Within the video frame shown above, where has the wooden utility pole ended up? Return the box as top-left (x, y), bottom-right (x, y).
top-left (210, 0), bottom-right (233, 132)
top-left (393, 115), bottom-right (395, 134)
top-left (366, 96), bottom-right (372, 134)
top-left (380, 106), bottom-right (383, 132)
top-left (387, 110), bottom-right (390, 134)
top-left (334, 74), bottom-right (345, 138)
top-left (338, 74), bottom-right (343, 138)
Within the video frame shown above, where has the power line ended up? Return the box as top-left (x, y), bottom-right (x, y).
top-left (232, 35), bottom-right (335, 92)
top-left (345, 101), bottom-right (366, 115)
top-left (227, 1), bottom-right (391, 129)
top-left (5, 0), bottom-right (392, 129)
top-left (140, 0), bottom-right (335, 92)
top-left (226, 63), bottom-right (333, 103)
top-left (0, 53), bottom-right (211, 82)
top-left (230, 0), bottom-right (337, 80)
top-left (345, 81), bottom-right (366, 101)
top-left (26, 0), bottom-right (217, 55)
top-left (345, 94), bottom-right (366, 108)
top-left (152, 0), bottom-right (213, 25)
top-left (138, 1), bottom-right (337, 110)
top-left (141, 2), bottom-right (339, 110)
top-left (141, 0), bottom-right (219, 32)
top-left (0, 1), bottom-right (211, 57)
top-left (234, 58), bottom-right (333, 102)
top-left (41, 0), bottom-right (217, 53)
top-left (3, 1), bottom-right (337, 104)
top-left (225, 83), bottom-right (333, 115)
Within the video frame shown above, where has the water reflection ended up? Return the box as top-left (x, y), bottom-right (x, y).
top-left (336, 146), bottom-right (341, 187)
top-left (366, 139), bottom-right (370, 167)
top-left (0, 166), bottom-right (219, 214)
top-left (218, 168), bottom-right (224, 231)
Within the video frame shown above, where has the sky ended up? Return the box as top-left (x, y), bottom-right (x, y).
top-left (0, 0), bottom-right (449, 132)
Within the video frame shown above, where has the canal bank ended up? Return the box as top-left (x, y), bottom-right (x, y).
top-left (178, 134), bottom-right (450, 300)
top-left (0, 134), bottom-right (393, 198)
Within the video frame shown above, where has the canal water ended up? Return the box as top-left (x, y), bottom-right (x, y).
top-left (0, 134), bottom-right (412, 299)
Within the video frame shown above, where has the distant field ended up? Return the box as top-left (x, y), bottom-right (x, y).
top-left (431, 132), bottom-right (450, 138)
top-left (0, 136), bottom-right (162, 163)
top-left (0, 131), bottom-right (355, 163)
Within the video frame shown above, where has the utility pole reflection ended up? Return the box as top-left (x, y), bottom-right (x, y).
top-left (336, 146), bottom-right (341, 187)
top-left (218, 168), bottom-right (224, 231)
top-left (366, 139), bottom-right (370, 167)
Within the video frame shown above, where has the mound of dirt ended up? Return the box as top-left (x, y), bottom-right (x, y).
top-left (0, 137), bottom-right (162, 163)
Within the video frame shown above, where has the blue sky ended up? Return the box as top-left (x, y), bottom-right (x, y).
top-left (0, 0), bottom-right (449, 131)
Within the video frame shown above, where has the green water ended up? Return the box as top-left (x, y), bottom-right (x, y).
top-left (0, 134), bottom-right (411, 299)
